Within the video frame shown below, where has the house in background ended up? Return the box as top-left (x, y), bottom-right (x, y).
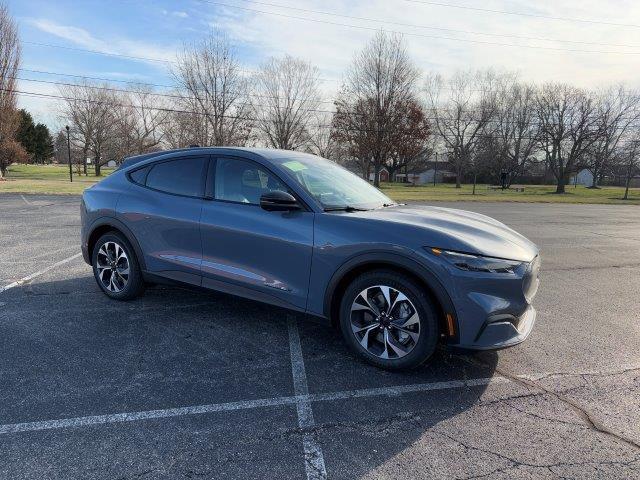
top-left (368, 167), bottom-right (390, 182)
top-left (363, 158), bottom-right (457, 184)
top-left (569, 168), bottom-right (594, 187)
top-left (394, 158), bottom-right (456, 185)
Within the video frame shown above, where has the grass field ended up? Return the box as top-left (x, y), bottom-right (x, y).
top-left (0, 164), bottom-right (114, 195)
top-left (379, 182), bottom-right (640, 205)
top-left (1, 163), bottom-right (638, 204)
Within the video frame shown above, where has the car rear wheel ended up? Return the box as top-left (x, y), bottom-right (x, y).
top-left (339, 270), bottom-right (439, 370)
top-left (92, 232), bottom-right (145, 300)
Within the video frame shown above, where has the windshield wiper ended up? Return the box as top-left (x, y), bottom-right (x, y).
top-left (323, 205), bottom-right (370, 212)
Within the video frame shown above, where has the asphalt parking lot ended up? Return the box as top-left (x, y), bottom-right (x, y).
top-left (1, 193), bottom-right (639, 479)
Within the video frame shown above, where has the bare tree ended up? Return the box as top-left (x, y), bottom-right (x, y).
top-left (90, 89), bottom-right (120, 176)
top-left (332, 97), bottom-right (379, 179)
top-left (114, 86), bottom-right (168, 159)
top-left (54, 130), bottom-right (68, 163)
top-left (335, 31), bottom-right (420, 186)
top-left (59, 82), bottom-right (119, 176)
top-left (59, 81), bottom-right (96, 175)
top-left (163, 109), bottom-right (207, 149)
top-left (253, 55), bottom-right (321, 150)
top-left (493, 80), bottom-right (539, 186)
top-left (173, 31), bottom-right (252, 146)
top-left (620, 135), bottom-right (640, 200)
top-left (425, 70), bottom-right (500, 188)
top-left (306, 120), bottom-right (338, 159)
top-left (386, 98), bottom-right (430, 180)
top-left (0, 2), bottom-right (21, 178)
top-left (584, 86), bottom-right (639, 188)
top-left (536, 84), bottom-right (601, 193)
top-left (0, 140), bottom-right (27, 177)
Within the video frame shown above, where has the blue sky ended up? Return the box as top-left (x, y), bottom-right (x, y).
top-left (6, 0), bottom-right (640, 130)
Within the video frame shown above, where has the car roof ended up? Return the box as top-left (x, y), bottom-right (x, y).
top-left (119, 147), bottom-right (317, 170)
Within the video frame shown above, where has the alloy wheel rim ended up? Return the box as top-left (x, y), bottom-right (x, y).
top-left (350, 285), bottom-right (420, 359)
top-left (96, 241), bottom-right (130, 293)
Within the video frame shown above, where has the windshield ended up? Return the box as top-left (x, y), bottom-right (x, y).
top-left (273, 155), bottom-right (393, 210)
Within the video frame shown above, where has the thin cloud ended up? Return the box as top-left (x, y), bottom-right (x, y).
top-left (27, 18), bottom-right (115, 53)
top-left (26, 17), bottom-right (179, 67)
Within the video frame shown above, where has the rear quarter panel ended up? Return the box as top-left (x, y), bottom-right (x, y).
top-left (81, 174), bottom-right (124, 259)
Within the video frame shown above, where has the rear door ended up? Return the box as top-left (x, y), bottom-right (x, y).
top-left (199, 156), bottom-right (314, 311)
top-left (118, 155), bottom-right (209, 286)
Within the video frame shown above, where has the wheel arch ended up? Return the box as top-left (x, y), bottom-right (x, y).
top-left (87, 217), bottom-right (146, 271)
top-left (323, 252), bottom-right (459, 343)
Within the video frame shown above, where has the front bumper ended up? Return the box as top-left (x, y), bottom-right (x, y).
top-left (455, 305), bottom-right (536, 350)
top-left (450, 254), bottom-right (539, 350)
top-left (413, 249), bottom-right (540, 351)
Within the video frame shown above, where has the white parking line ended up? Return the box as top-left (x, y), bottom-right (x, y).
top-left (0, 396), bottom-right (299, 435)
top-left (0, 253), bottom-right (82, 294)
top-left (288, 315), bottom-right (328, 480)
top-left (0, 375), bottom-right (506, 436)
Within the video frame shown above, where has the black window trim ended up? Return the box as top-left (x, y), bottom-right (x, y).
top-left (208, 155), bottom-right (311, 211)
top-left (126, 155), bottom-right (210, 200)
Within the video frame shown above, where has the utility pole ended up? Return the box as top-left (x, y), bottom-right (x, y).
top-left (433, 152), bottom-right (438, 187)
top-left (65, 125), bottom-right (73, 182)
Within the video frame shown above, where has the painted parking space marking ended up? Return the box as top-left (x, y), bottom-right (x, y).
top-left (0, 396), bottom-right (299, 435)
top-left (0, 375), bottom-right (508, 436)
top-left (0, 253), bottom-right (82, 294)
top-left (288, 315), bottom-right (328, 480)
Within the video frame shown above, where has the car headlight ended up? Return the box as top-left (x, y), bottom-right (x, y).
top-left (427, 247), bottom-right (523, 274)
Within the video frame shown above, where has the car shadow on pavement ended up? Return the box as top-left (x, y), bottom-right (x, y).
top-left (1, 274), bottom-right (499, 478)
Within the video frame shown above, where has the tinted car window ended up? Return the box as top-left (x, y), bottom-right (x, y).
top-left (145, 157), bottom-right (207, 197)
top-left (129, 165), bottom-right (150, 185)
top-left (215, 158), bottom-right (286, 204)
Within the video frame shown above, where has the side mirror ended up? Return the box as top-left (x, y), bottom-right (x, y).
top-left (260, 190), bottom-right (301, 212)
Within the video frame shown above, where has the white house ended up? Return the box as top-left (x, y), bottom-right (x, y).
top-left (569, 169), bottom-right (594, 187)
top-left (368, 167), bottom-right (390, 182)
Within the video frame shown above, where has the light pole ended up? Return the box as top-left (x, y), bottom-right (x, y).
top-left (65, 125), bottom-right (72, 182)
top-left (433, 152), bottom-right (438, 187)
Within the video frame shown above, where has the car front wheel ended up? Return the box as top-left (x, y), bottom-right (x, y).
top-left (92, 232), bottom-right (145, 300)
top-left (339, 270), bottom-right (439, 370)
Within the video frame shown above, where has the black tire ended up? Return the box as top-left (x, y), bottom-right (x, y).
top-left (338, 269), bottom-right (439, 370)
top-left (92, 231), bottom-right (145, 301)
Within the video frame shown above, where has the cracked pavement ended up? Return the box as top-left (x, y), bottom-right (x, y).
top-left (1, 194), bottom-right (639, 479)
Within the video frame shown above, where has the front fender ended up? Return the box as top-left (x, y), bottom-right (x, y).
top-left (318, 250), bottom-right (459, 342)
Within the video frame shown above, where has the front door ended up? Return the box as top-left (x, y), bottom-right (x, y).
top-left (200, 156), bottom-right (314, 311)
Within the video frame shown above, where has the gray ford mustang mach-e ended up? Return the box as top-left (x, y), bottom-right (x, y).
top-left (81, 147), bottom-right (540, 369)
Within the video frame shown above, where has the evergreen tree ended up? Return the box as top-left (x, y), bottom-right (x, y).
top-left (16, 109), bottom-right (36, 161)
top-left (33, 123), bottom-right (54, 163)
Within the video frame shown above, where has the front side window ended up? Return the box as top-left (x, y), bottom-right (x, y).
top-left (145, 157), bottom-right (207, 197)
top-left (215, 158), bottom-right (286, 205)
top-left (273, 154), bottom-right (392, 210)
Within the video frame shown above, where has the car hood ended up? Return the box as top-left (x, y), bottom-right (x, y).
top-left (349, 204), bottom-right (538, 262)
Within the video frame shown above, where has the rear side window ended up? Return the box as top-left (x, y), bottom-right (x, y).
top-left (129, 166), bottom-right (150, 185)
top-left (144, 157), bottom-right (207, 197)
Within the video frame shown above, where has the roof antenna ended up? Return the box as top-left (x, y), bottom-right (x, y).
top-left (189, 144), bottom-right (200, 148)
